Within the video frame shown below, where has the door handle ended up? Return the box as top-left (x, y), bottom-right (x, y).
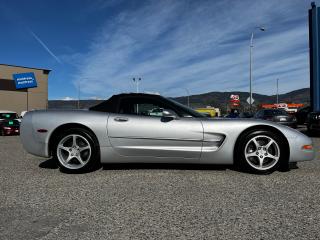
top-left (114, 117), bottom-right (129, 122)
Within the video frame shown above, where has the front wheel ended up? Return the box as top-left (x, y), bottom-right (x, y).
top-left (53, 129), bottom-right (100, 173)
top-left (236, 130), bottom-right (287, 174)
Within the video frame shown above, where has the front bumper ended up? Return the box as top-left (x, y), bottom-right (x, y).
top-left (288, 132), bottom-right (315, 162)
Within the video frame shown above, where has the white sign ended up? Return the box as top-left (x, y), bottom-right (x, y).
top-left (230, 94), bottom-right (240, 101)
top-left (246, 97), bottom-right (254, 104)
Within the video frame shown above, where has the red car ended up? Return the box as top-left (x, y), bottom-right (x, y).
top-left (0, 120), bottom-right (20, 136)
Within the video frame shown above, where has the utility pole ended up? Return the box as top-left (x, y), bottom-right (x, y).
top-left (276, 78), bottom-right (279, 104)
top-left (249, 27), bottom-right (266, 112)
top-left (78, 81), bottom-right (80, 109)
top-left (132, 77), bottom-right (141, 114)
top-left (182, 88), bottom-right (190, 107)
top-left (26, 90), bottom-right (29, 111)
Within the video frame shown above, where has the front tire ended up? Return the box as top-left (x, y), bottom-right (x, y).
top-left (53, 128), bottom-right (100, 173)
top-left (236, 130), bottom-right (287, 174)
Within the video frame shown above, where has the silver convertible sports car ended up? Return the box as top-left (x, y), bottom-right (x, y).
top-left (20, 93), bottom-right (315, 174)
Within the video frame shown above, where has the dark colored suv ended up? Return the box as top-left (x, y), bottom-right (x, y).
top-left (255, 109), bottom-right (297, 128)
top-left (307, 111), bottom-right (320, 132)
top-left (296, 106), bottom-right (311, 124)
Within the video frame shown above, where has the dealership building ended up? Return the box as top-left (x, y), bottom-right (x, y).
top-left (0, 64), bottom-right (50, 114)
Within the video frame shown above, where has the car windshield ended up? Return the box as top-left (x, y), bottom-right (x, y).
top-left (0, 113), bottom-right (18, 120)
top-left (166, 98), bottom-right (204, 118)
top-left (264, 109), bottom-right (288, 116)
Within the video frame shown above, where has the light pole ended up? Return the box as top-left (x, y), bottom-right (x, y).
top-left (182, 88), bottom-right (190, 107)
top-left (249, 26), bottom-right (266, 112)
top-left (132, 77), bottom-right (141, 93)
top-left (276, 78), bottom-right (279, 104)
top-left (78, 81), bottom-right (81, 109)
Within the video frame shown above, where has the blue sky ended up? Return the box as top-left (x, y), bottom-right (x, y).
top-left (0, 0), bottom-right (318, 100)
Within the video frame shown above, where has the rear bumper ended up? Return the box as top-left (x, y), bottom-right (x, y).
top-left (20, 113), bottom-right (50, 158)
top-left (2, 128), bottom-right (20, 135)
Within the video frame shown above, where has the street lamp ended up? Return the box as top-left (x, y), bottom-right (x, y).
top-left (249, 26), bottom-right (266, 112)
top-left (132, 77), bottom-right (142, 93)
top-left (182, 88), bottom-right (190, 107)
top-left (276, 78), bottom-right (279, 104)
top-left (78, 81), bottom-right (80, 109)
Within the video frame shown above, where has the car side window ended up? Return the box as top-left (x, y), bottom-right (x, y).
top-left (118, 97), bottom-right (177, 117)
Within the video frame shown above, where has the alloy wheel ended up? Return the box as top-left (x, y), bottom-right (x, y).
top-left (244, 135), bottom-right (280, 171)
top-left (57, 134), bottom-right (92, 170)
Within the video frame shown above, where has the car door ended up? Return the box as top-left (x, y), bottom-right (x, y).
top-left (107, 96), bottom-right (203, 159)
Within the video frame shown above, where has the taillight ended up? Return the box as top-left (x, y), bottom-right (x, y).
top-left (3, 127), bottom-right (11, 130)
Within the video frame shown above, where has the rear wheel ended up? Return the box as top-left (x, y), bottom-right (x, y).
top-left (236, 130), bottom-right (287, 174)
top-left (53, 128), bottom-right (100, 173)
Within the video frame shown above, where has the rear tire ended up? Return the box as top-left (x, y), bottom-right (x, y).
top-left (53, 128), bottom-right (100, 173)
top-left (235, 130), bottom-right (288, 174)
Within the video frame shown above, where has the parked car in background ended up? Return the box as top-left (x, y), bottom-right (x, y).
top-left (20, 111), bottom-right (28, 119)
top-left (0, 119), bottom-right (20, 136)
top-left (0, 111), bottom-right (19, 121)
top-left (296, 106), bottom-right (311, 125)
top-left (307, 111), bottom-right (320, 132)
top-left (239, 112), bottom-right (253, 118)
top-left (225, 109), bottom-right (240, 118)
top-left (195, 108), bottom-right (217, 118)
top-left (255, 109), bottom-right (297, 128)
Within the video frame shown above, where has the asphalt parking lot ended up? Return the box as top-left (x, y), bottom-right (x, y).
top-left (1, 130), bottom-right (320, 240)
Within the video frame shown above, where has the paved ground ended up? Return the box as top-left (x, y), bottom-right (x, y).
top-left (0, 131), bottom-right (320, 240)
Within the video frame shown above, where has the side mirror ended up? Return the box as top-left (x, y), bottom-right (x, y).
top-left (162, 109), bottom-right (178, 121)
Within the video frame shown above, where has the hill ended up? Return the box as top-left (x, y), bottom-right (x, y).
top-left (174, 88), bottom-right (310, 111)
top-left (48, 88), bottom-right (310, 113)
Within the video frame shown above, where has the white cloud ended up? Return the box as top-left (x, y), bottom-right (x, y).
top-left (29, 30), bottom-right (62, 64)
top-left (66, 0), bottom-right (311, 97)
top-left (61, 96), bottom-right (75, 101)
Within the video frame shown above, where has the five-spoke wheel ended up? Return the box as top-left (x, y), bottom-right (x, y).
top-left (53, 128), bottom-right (100, 173)
top-left (57, 134), bottom-right (92, 170)
top-left (244, 135), bottom-right (280, 171)
top-left (236, 130), bottom-right (287, 174)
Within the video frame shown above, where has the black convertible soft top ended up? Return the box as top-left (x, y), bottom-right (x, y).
top-left (89, 93), bottom-right (203, 118)
top-left (89, 93), bottom-right (163, 113)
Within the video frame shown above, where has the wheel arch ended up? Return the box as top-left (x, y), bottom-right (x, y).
top-left (233, 125), bottom-right (290, 165)
top-left (48, 123), bottom-right (100, 157)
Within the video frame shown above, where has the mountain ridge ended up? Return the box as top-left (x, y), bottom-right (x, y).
top-left (48, 88), bottom-right (310, 112)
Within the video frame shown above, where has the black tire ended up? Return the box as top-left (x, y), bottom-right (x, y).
top-left (53, 128), bottom-right (101, 173)
top-left (235, 130), bottom-right (288, 174)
